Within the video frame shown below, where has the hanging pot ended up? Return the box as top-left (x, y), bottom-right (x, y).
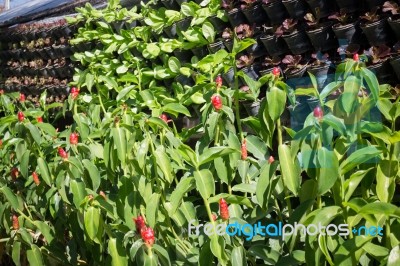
top-left (173, 49), bottom-right (193, 64)
top-left (307, 63), bottom-right (333, 90)
top-left (306, 22), bottom-right (337, 52)
top-left (227, 9), bottom-right (248, 28)
top-left (334, 0), bottom-right (359, 13)
top-left (332, 22), bottom-right (363, 46)
top-left (164, 23), bottom-right (177, 39)
top-left (246, 36), bottom-right (268, 58)
top-left (361, 18), bottom-right (393, 46)
top-left (44, 47), bottom-right (57, 59)
top-left (124, 20), bottom-right (137, 30)
top-left (208, 15), bottom-right (230, 33)
top-left (191, 45), bottom-right (209, 59)
top-left (175, 74), bottom-right (195, 87)
top-left (224, 39), bottom-right (234, 52)
top-left (306, 0), bottom-right (336, 19)
top-left (388, 18), bottom-right (400, 41)
top-left (176, 17), bottom-right (192, 33)
top-left (243, 100), bottom-right (261, 116)
top-left (368, 60), bottom-right (397, 85)
top-left (242, 4), bottom-right (269, 26)
top-left (110, 20), bottom-right (125, 34)
top-left (208, 40), bottom-right (225, 53)
top-left (59, 45), bottom-right (73, 57)
top-left (390, 55), bottom-right (400, 81)
top-left (161, 0), bottom-right (180, 10)
top-left (242, 64), bottom-right (261, 81)
top-left (262, 0), bottom-right (289, 26)
top-left (223, 68), bottom-right (244, 87)
top-left (283, 30), bottom-right (313, 54)
top-left (282, 0), bottom-right (309, 20)
top-left (260, 34), bottom-right (290, 56)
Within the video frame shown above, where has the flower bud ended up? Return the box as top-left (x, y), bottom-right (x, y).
top-left (353, 53), bottom-right (359, 61)
top-left (219, 198), bottom-right (229, 221)
top-left (268, 156), bottom-right (275, 164)
top-left (19, 93), bottom-right (26, 102)
top-left (17, 111), bottom-right (24, 122)
top-left (241, 139), bottom-right (247, 160)
top-left (69, 132), bottom-right (79, 145)
top-left (11, 168), bottom-right (19, 181)
top-left (133, 215), bottom-right (146, 234)
top-left (141, 227), bottom-right (155, 247)
top-left (211, 94), bottom-right (223, 111)
top-left (32, 172), bottom-right (40, 185)
top-left (272, 67), bottom-right (280, 77)
top-left (37, 117), bottom-right (43, 123)
top-left (58, 147), bottom-right (68, 159)
top-left (215, 75), bottom-right (223, 88)
top-left (313, 106), bottom-right (324, 121)
top-left (70, 87), bottom-right (79, 99)
top-left (12, 214), bottom-right (19, 230)
top-left (99, 191), bottom-right (107, 200)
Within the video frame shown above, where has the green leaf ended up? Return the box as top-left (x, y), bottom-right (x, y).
top-left (99, 75), bottom-right (118, 90)
top-left (316, 148), bottom-right (339, 195)
top-left (340, 146), bottom-right (381, 175)
top-left (341, 76), bottom-right (360, 114)
top-left (70, 179), bottom-right (86, 209)
top-left (109, 238), bottom-right (128, 266)
top-left (231, 246), bottom-right (246, 266)
top-left (112, 127), bottom-right (127, 166)
top-left (36, 123), bottom-right (57, 137)
top-left (194, 169), bottom-right (215, 200)
top-left (129, 239), bottom-right (143, 261)
top-left (12, 241), bottom-right (21, 266)
top-left (154, 148), bottom-right (173, 184)
top-left (359, 202), bottom-right (400, 218)
top-left (20, 151), bottom-right (30, 179)
top-left (33, 221), bottom-right (54, 244)
top-left (146, 193), bottom-right (160, 228)
top-left (169, 177), bottom-right (195, 214)
top-left (388, 246), bottom-right (400, 266)
top-left (82, 159), bottom-right (101, 191)
top-left (25, 123), bottom-right (41, 145)
top-left (84, 206), bottom-right (101, 241)
top-left (278, 144), bottom-right (300, 196)
top-left (27, 244), bottom-right (44, 266)
top-left (267, 86), bottom-right (286, 121)
top-left (202, 22), bottom-right (215, 43)
top-left (305, 206), bottom-right (342, 244)
top-left (152, 244), bottom-right (171, 266)
top-left (210, 235), bottom-right (227, 263)
top-left (376, 160), bottom-right (397, 203)
top-left (360, 67), bottom-right (379, 103)
top-left (85, 73), bottom-right (94, 92)
top-left (168, 57), bottom-right (181, 73)
top-left (322, 114), bottom-right (346, 136)
top-left (343, 169), bottom-right (373, 202)
top-left (0, 186), bottom-right (23, 211)
top-left (248, 245), bottom-right (280, 264)
top-left (163, 103), bottom-right (191, 117)
top-left (198, 147), bottom-right (237, 166)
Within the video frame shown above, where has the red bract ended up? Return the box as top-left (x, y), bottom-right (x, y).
top-left (0, 139), bottom-right (2, 148)
top-left (313, 106), bottom-right (324, 121)
top-left (17, 111), bottom-right (24, 122)
top-left (58, 147), bottom-right (68, 159)
top-left (141, 227), bottom-right (155, 247)
top-left (272, 67), bottom-right (280, 77)
top-left (12, 214), bottom-right (19, 230)
top-left (37, 117), bottom-right (43, 123)
top-left (219, 198), bottom-right (229, 221)
top-left (268, 156), bottom-right (275, 164)
top-left (133, 215), bottom-right (146, 233)
top-left (70, 132), bottom-right (79, 145)
top-left (353, 53), bottom-right (359, 61)
top-left (19, 93), bottom-right (26, 102)
top-left (241, 139), bottom-right (247, 160)
top-left (70, 87), bottom-right (79, 99)
top-left (11, 168), bottom-right (19, 180)
top-left (212, 213), bottom-right (218, 221)
top-left (211, 94), bottom-right (223, 111)
top-left (32, 172), bottom-right (40, 185)
top-left (160, 114), bottom-right (172, 123)
top-left (215, 75), bottom-right (223, 88)
top-left (0, 89), bottom-right (4, 94)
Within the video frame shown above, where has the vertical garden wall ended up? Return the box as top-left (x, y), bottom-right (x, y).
top-left (0, 0), bottom-right (399, 265)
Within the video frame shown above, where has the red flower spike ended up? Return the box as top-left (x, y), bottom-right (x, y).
top-left (32, 172), bottom-right (40, 185)
top-left (12, 214), bottom-right (19, 230)
top-left (272, 67), bottom-right (280, 77)
top-left (69, 132), bottom-right (79, 145)
top-left (133, 215), bottom-right (146, 234)
top-left (313, 106), bottom-right (324, 121)
top-left (17, 111), bottom-right (24, 122)
top-left (268, 156), bottom-right (275, 164)
top-left (37, 117), bottom-right (43, 123)
top-left (219, 198), bottom-right (230, 221)
top-left (212, 213), bottom-right (218, 221)
top-left (19, 93), bottom-right (26, 102)
top-left (241, 139), bottom-right (247, 160)
top-left (70, 87), bottom-right (79, 99)
top-left (353, 53), bottom-right (359, 61)
top-left (141, 227), bottom-right (155, 247)
top-left (160, 114), bottom-right (172, 123)
top-left (215, 75), bottom-right (223, 88)
top-left (211, 94), bottom-right (223, 111)
top-left (11, 168), bottom-right (19, 180)
top-left (58, 147), bottom-right (68, 159)
top-left (0, 89), bottom-right (4, 95)
top-left (0, 139), bottom-right (2, 148)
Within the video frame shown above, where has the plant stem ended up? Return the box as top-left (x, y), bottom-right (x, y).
top-left (277, 118), bottom-right (283, 146)
top-left (233, 66), bottom-right (243, 141)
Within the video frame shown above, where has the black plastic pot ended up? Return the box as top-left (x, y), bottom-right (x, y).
top-left (288, 101), bottom-right (311, 130)
top-left (208, 41), bottom-right (225, 53)
top-left (176, 74), bottom-right (195, 87)
top-left (390, 55), bottom-right (400, 81)
top-left (223, 68), bottom-right (244, 87)
top-left (333, 22), bottom-right (363, 46)
top-left (59, 45), bottom-right (73, 57)
top-left (224, 39), bottom-right (233, 52)
top-left (306, 22), bottom-right (337, 52)
top-left (365, 0), bottom-right (385, 10)
top-left (260, 34), bottom-right (290, 56)
top-left (388, 18), bottom-right (400, 40)
top-left (242, 65), bottom-right (260, 81)
top-left (161, 0), bottom-right (180, 10)
top-left (368, 60), bottom-right (398, 85)
top-left (247, 36), bottom-right (268, 58)
top-left (227, 9), bottom-right (248, 27)
top-left (173, 49), bottom-right (193, 64)
top-left (335, 0), bottom-right (358, 13)
top-left (282, 0), bottom-right (309, 20)
top-left (208, 15), bottom-right (230, 33)
top-left (111, 20), bottom-right (125, 34)
top-left (124, 20), bottom-right (137, 30)
top-left (191, 46), bottom-right (209, 59)
top-left (164, 23), bottom-right (177, 38)
top-left (361, 18), bottom-right (393, 46)
top-left (306, 0), bottom-right (336, 19)
top-left (44, 47), bottom-right (57, 59)
top-left (242, 4), bottom-right (269, 26)
top-left (243, 101), bottom-right (261, 116)
top-left (37, 48), bottom-right (47, 58)
top-left (283, 30), bottom-right (313, 54)
top-left (307, 63), bottom-right (333, 90)
top-left (262, 1), bottom-right (288, 26)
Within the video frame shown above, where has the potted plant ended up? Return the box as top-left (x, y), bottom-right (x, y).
top-left (261, 0), bottom-right (288, 26)
top-left (282, 54), bottom-right (309, 79)
top-left (329, 10), bottom-right (363, 46)
top-left (366, 44), bottom-right (397, 84)
top-left (383, 1), bottom-right (400, 40)
top-left (360, 8), bottom-right (393, 46)
top-left (306, 0), bottom-right (336, 18)
top-left (307, 52), bottom-right (333, 90)
top-left (240, 0), bottom-right (269, 25)
top-left (390, 42), bottom-right (400, 81)
top-left (365, 0), bottom-right (385, 10)
top-left (259, 55), bottom-right (281, 76)
top-left (282, 0), bottom-right (310, 19)
top-left (276, 19), bottom-right (313, 54)
top-left (334, 0), bottom-right (358, 13)
top-left (237, 54), bottom-right (260, 80)
top-left (222, 0), bottom-right (248, 27)
top-left (304, 12), bottom-right (337, 52)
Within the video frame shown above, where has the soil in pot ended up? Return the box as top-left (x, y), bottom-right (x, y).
top-left (262, 0), bottom-right (289, 26)
top-left (307, 63), bottom-right (333, 90)
top-left (368, 60), bottom-right (398, 85)
top-left (306, 22), bottom-right (337, 52)
top-left (282, 0), bottom-right (310, 20)
top-left (208, 41), bottom-right (225, 53)
top-left (306, 0), bottom-right (337, 19)
top-left (283, 30), bottom-right (313, 55)
top-left (227, 9), bottom-right (248, 27)
top-left (332, 22), bottom-right (363, 46)
top-left (361, 18), bottom-right (393, 46)
top-left (260, 34), bottom-right (290, 56)
top-left (242, 4), bottom-right (269, 26)
top-left (335, 0), bottom-right (358, 13)
top-left (390, 55), bottom-right (400, 81)
top-left (208, 16), bottom-right (230, 33)
top-left (388, 18), bottom-right (400, 41)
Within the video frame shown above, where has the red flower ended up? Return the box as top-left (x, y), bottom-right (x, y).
top-left (70, 87), bottom-right (79, 99)
top-left (313, 106), bottom-right (324, 121)
top-left (17, 111), bottom-right (24, 122)
top-left (272, 67), bottom-right (280, 77)
top-left (212, 213), bottom-right (218, 221)
top-left (160, 114), bottom-right (172, 123)
top-left (99, 191), bottom-right (107, 200)
top-left (133, 215), bottom-right (146, 234)
top-left (12, 214), bottom-right (19, 230)
top-left (215, 75), bottom-right (223, 88)
top-left (141, 227), bottom-right (155, 247)
top-left (11, 168), bottom-right (19, 180)
top-left (219, 198), bottom-right (229, 221)
top-left (0, 139), bottom-right (2, 148)
top-left (19, 93), bottom-right (26, 102)
top-left (241, 139), bottom-right (247, 160)
top-left (37, 117), bottom-right (43, 123)
top-left (69, 132), bottom-right (79, 145)
top-left (58, 147), bottom-right (68, 159)
top-left (211, 94), bottom-right (223, 111)
top-left (32, 172), bottom-right (40, 185)
top-left (268, 156), bottom-right (275, 164)
top-left (0, 89), bottom-right (4, 95)
top-left (353, 53), bottom-right (359, 61)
